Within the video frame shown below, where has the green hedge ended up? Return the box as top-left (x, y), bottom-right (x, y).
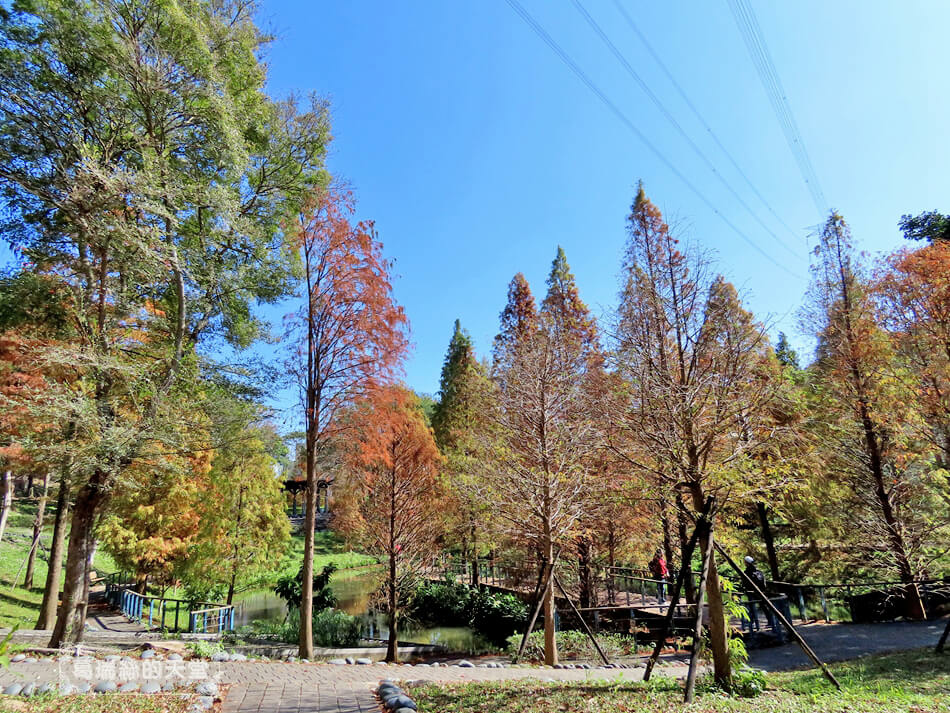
top-left (408, 580), bottom-right (528, 644)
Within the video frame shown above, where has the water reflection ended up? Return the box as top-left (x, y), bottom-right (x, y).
top-left (233, 569), bottom-right (494, 655)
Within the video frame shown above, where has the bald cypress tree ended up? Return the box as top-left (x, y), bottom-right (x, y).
top-left (612, 183), bottom-right (778, 688)
top-left (487, 255), bottom-right (602, 666)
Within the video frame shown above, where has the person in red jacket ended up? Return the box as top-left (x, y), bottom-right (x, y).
top-left (648, 550), bottom-right (669, 604)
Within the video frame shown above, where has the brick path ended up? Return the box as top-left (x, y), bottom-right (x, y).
top-left (0, 658), bottom-right (683, 713)
top-left (219, 662), bottom-right (674, 713)
top-left (4, 619), bottom-right (943, 712)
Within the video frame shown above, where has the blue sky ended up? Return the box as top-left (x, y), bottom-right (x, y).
top-left (256, 0), bottom-right (950, 405)
top-left (3, 2), bottom-right (946, 428)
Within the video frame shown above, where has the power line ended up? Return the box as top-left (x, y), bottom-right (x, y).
top-left (726, 0), bottom-right (828, 218)
top-left (503, 0), bottom-right (802, 279)
top-left (570, 0), bottom-right (803, 263)
top-left (609, 0), bottom-right (803, 243)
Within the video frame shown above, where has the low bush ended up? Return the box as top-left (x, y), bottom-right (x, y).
top-left (312, 608), bottom-right (362, 647)
top-left (408, 580), bottom-right (528, 644)
top-left (505, 630), bottom-right (644, 662)
top-left (186, 640), bottom-right (224, 659)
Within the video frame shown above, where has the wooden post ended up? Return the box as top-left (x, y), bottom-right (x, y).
top-left (644, 497), bottom-right (713, 681)
top-left (552, 573), bottom-right (610, 665)
top-left (514, 561), bottom-right (553, 663)
top-left (684, 517), bottom-right (714, 703)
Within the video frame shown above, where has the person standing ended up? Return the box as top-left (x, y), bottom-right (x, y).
top-left (743, 555), bottom-right (774, 633)
top-left (649, 550), bottom-right (669, 604)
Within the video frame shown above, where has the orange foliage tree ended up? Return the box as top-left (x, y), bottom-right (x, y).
top-left (289, 187), bottom-right (409, 658)
top-left (334, 386), bottom-right (443, 662)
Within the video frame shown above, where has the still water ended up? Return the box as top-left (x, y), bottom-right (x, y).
top-left (234, 569), bottom-right (492, 654)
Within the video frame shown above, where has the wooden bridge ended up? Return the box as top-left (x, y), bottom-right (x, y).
top-left (423, 558), bottom-right (801, 643)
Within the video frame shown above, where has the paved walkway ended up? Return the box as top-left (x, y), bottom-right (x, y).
top-left (748, 619), bottom-right (945, 670)
top-left (1, 619), bottom-right (944, 713)
top-left (0, 658), bottom-right (683, 713)
top-left (218, 662), bottom-right (675, 713)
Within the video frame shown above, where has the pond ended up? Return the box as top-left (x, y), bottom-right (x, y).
top-left (233, 568), bottom-right (494, 655)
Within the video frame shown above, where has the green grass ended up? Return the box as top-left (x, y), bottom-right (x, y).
top-left (271, 530), bottom-right (379, 583)
top-left (0, 500), bottom-right (116, 629)
top-left (0, 692), bottom-right (192, 712)
top-left (413, 649), bottom-right (950, 712)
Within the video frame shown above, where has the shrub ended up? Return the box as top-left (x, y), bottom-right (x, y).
top-left (408, 580), bottom-right (529, 644)
top-left (410, 580), bottom-right (472, 624)
top-left (312, 608), bottom-right (362, 647)
top-left (467, 592), bottom-right (528, 644)
top-left (275, 563), bottom-right (337, 611)
top-left (731, 666), bottom-right (768, 697)
top-left (187, 640), bottom-right (224, 659)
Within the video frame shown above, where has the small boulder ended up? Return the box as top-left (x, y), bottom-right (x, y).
top-left (356, 657), bottom-right (372, 665)
top-left (20, 682), bottom-right (36, 697)
top-left (76, 682), bottom-right (92, 693)
top-left (210, 651), bottom-right (230, 662)
top-left (59, 683), bottom-right (77, 696)
top-left (23, 657), bottom-right (37, 664)
top-left (344, 656), bottom-right (355, 664)
top-left (119, 682), bottom-right (139, 692)
top-left (230, 653), bottom-right (247, 662)
top-left (457, 660), bottom-right (474, 668)
top-left (197, 695), bottom-right (215, 709)
top-left (36, 682), bottom-right (55, 695)
top-left (141, 681), bottom-right (161, 694)
top-left (93, 680), bottom-right (117, 693)
top-left (2, 683), bottom-right (23, 696)
top-left (195, 680), bottom-right (219, 697)
top-left (383, 694), bottom-right (417, 711)
top-left (10, 654), bottom-right (25, 663)
top-left (140, 649), bottom-right (156, 659)
top-left (329, 658), bottom-right (347, 665)
top-left (168, 653), bottom-right (184, 661)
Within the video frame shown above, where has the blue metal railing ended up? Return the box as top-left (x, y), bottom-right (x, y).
top-left (104, 572), bottom-right (235, 634)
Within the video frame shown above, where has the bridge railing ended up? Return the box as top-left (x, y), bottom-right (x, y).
top-left (190, 606), bottom-right (236, 634)
top-left (103, 572), bottom-right (236, 634)
top-left (768, 577), bottom-right (950, 623)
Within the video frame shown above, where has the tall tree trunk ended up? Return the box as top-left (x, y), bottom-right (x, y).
top-left (298, 459), bottom-right (317, 658)
top-left (0, 470), bottom-right (12, 543)
top-left (577, 535), bottom-right (594, 609)
top-left (690, 486), bottom-right (731, 690)
top-left (470, 521), bottom-right (479, 587)
top-left (542, 516), bottom-right (558, 666)
top-left (386, 549), bottom-right (399, 662)
top-left (227, 486), bottom-right (246, 606)
top-left (49, 473), bottom-right (108, 647)
top-left (661, 499), bottom-right (676, 580)
top-left (676, 492), bottom-right (696, 604)
top-left (24, 471), bottom-right (51, 590)
top-left (606, 524), bottom-right (616, 605)
top-left (37, 476), bottom-right (70, 630)
top-left (757, 502), bottom-right (781, 581)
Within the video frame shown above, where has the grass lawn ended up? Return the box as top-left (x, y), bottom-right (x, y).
top-left (0, 500), bottom-right (116, 629)
top-left (0, 693), bottom-right (192, 712)
top-left (272, 530), bottom-right (379, 582)
top-left (413, 649), bottom-right (950, 712)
